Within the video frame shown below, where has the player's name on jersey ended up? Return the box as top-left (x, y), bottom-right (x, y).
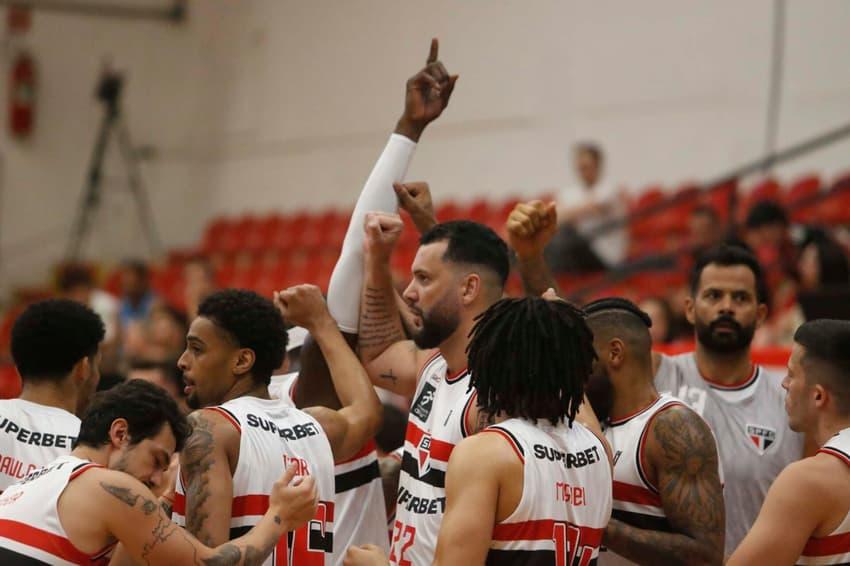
top-left (245, 413), bottom-right (320, 441)
top-left (533, 444), bottom-right (602, 470)
top-left (0, 418), bottom-right (76, 449)
top-left (397, 486), bottom-right (446, 515)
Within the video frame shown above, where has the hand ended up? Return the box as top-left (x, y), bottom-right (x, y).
top-left (395, 38), bottom-right (458, 142)
top-left (152, 452), bottom-right (179, 500)
top-left (363, 212), bottom-right (404, 263)
top-left (274, 284), bottom-right (333, 332)
top-left (394, 181), bottom-right (436, 234)
top-left (506, 200), bottom-right (558, 259)
top-left (344, 544), bottom-right (390, 566)
top-left (269, 463), bottom-right (318, 531)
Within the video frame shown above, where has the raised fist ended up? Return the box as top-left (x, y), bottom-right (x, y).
top-left (506, 200), bottom-right (558, 259)
top-left (273, 284), bottom-right (331, 332)
top-left (394, 181), bottom-right (436, 234)
top-left (363, 211), bottom-right (404, 262)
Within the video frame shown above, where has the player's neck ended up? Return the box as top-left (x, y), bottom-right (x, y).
top-left (610, 372), bottom-right (658, 422)
top-left (694, 343), bottom-right (753, 385)
top-left (19, 380), bottom-right (78, 415)
top-left (812, 414), bottom-right (850, 448)
top-left (440, 319), bottom-right (474, 377)
top-left (71, 444), bottom-right (109, 467)
top-left (221, 377), bottom-right (270, 404)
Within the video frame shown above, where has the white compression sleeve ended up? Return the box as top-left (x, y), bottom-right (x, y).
top-left (327, 133), bottom-right (417, 333)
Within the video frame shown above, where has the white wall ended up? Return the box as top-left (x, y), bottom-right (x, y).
top-left (2, 0), bottom-right (850, 294)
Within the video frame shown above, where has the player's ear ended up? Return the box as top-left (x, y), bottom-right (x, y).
top-left (233, 348), bottom-right (255, 377)
top-left (609, 338), bottom-right (625, 368)
top-left (460, 273), bottom-right (482, 306)
top-left (684, 295), bottom-right (696, 325)
top-left (813, 384), bottom-right (828, 408)
top-left (108, 418), bottom-right (130, 448)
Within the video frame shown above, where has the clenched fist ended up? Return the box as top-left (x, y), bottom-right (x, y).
top-left (273, 284), bottom-right (332, 332)
top-left (506, 200), bottom-right (558, 259)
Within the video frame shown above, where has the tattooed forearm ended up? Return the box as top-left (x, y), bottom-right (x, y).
top-left (183, 412), bottom-right (217, 546)
top-left (359, 286), bottom-right (406, 354)
top-left (516, 254), bottom-right (559, 298)
top-left (100, 482), bottom-right (159, 516)
top-left (606, 406), bottom-right (724, 565)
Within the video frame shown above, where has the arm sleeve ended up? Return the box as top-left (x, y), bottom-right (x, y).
top-left (327, 133), bottom-right (417, 333)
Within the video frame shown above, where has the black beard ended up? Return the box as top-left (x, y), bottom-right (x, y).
top-left (411, 310), bottom-right (459, 350)
top-left (186, 392), bottom-right (201, 410)
top-left (695, 314), bottom-right (755, 354)
top-left (586, 371), bottom-right (613, 423)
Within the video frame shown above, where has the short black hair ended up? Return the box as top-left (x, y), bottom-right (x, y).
top-left (11, 299), bottom-right (105, 382)
top-left (57, 263), bottom-right (95, 292)
top-left (745, 200), bottom-right (789, 229)
top-left (584, 297), bottom-right (653, 365)
top-left (691, 205), bottom-right (720, 221)
top-left (420, 220), bottom-right (510, 289)
top-left (467, 297), bottom-right (596, 426)
top-left (690, 243), bottom-right (768, 304)
top-left (198, 289), bottom-right (287, 385)
top-left (76, 379), bottom-right (189, 451)
top-left (129, 358), bottom-right (186, 398)
top-left (806, 235), bottom-right (850, 287)
top-left (575, 142), bottom-right (603, 164)
top-left (794, 320), bottom-right (850, 414)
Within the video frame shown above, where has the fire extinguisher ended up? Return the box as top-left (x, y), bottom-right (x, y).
top-left (9, 51), bottom-right (36, 139)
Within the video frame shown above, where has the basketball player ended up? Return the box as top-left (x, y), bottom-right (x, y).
top-left (358, 208), bottom-right (510, 564)
top-left (345, 297), bottom-right (612, 565)
top-left (0, 299), bottom-right (104, 492)
top-left (0, 378), bottom-right (319, 565)
top-left (175, 288), bottom-right (383, 565)
top-left (260, 40), bottom-right (459, 563)
top-left (584, 297), bottom-right (724, 565)
top-left (507, 201), bottom-right (803, 552)
top-left (729, 319), bottom-right (850, 565)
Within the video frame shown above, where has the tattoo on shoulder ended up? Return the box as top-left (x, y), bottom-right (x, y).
top-left (183, 412), bottom-right (218, 545)
top-left (99, 482), bottom-right (159, 516)
top-left (652, 406), bottom-right (724, 535)
top-left (380, 369), bottom-right (398, 384)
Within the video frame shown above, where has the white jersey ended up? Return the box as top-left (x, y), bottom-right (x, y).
top-left (174, 396), bottom-right (336, 565)
top-left (655, 352), bottom-right (803, 552)
top-left (0, 399), bottom-right (80, 492)
top-left (269, 373), bottom-right (389, 564)
top-left (391, 351), bottom-right (476, 566)
top-left (798, 428), bottom-right (850, 566)
top-left (485, 418), bottom-right (612, 565)
top-left (0, 454), bottom-right (115, 564)
top-left (601, 394), bottom-right (721, 565)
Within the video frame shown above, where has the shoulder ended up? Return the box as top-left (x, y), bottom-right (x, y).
top-left (183, 409), bottom-right (240, 460)
top-left (451, 428), bottom-right (522, 477)
top-left (72, 466), bottom-right (150, 508)
top-left (647, 404), bottom-right (717, 463)
top-left (652, 403), bottom-right (712, 438)
top-left (766, 457), bottom-right (834, 507)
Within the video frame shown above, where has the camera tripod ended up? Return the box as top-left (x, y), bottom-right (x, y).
top-left (65, 70), bottom-right (161, 260)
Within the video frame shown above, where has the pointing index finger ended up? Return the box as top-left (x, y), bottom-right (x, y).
top-left (427, 38), bottom-right (439, 64)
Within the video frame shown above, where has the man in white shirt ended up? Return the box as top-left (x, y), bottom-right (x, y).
top-left (0, 299), bottom-right (104, 491)
top-left (548, 142), bottom-right (626, 271)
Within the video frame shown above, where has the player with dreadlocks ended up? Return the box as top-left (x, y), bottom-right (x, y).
top-left (427, 296), bottom-right (612, 565)
top-left (583, 297), bottom-right (724, 566)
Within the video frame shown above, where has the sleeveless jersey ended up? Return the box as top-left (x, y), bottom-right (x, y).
top-left (0, 399), bottom-right (80, 492)
top-left (0, 454), bottom-right (115, 565)
top-left (655, 352), bottom-right (803, 552)
top-left (601, 394), bottom-right (722, 565)
top-left (390, 351), bottom-right (476, 566)
top-left (173, 396), bottom-right (336, 566)
top-left (484, 418), bottom-right (611, 565)
top-left (269, 372), bottom-right (389, 565)
top-left (798, 428), bottom-right (850, 565)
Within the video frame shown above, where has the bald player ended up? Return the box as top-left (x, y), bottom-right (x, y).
top-left (507, 202), bottom-right (802, 552)
top-left (584, 297), bottom-right (724, 566)
top-left (729, 319), bottom-right (850, 565)
top-left (346, 296), bottom-right (612, 566)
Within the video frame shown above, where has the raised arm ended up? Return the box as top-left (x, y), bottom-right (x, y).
top-left (179, 409), bottom-right (239, 546)
top-left (359, 212), bottom-right (430, 399)
top-left (604, 406), bottom-right (724, 566)
top-left (727, 460), bottom-right (824, 566)
top-left (506, 200), bottom-right (560, 297)
top-left (275, 284), bottom-right (383, 462)
top-left (76, 463), bottom-right (316, 566)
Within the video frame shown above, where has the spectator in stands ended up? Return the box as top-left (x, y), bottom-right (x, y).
top-left (124, 303), bottom-right (188, 363)
top-left (183, 256), bottom-right (217, 319)
top-left (57, 263), bottom-right (120, 372)
top-left (546, 142), bottom-right (626, 273)
top-left (118, 259), bottom-right (157, 328)
top-left (745, 200), bottom-right (792, 252)
top-left (640, 296), bottom-right (675, 345)
top-left (127, 358), bottom-right (189, 415)
top-left (689, 205), bottom-right (724, 258)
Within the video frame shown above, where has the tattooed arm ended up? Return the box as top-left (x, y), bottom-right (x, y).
top-left (75, 465), bottom-right (316, 566)
top-left (604, 406), bottom-right (724, 566)
top-left (359, 212), bottom-right (433, 398)
top-left (181, 409), bottom-right (240, 547)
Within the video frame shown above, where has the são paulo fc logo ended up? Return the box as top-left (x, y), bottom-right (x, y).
top-left (418, 435), bottom-right (432, 475)
top-left (746, 424), bottom-right (776, 454)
